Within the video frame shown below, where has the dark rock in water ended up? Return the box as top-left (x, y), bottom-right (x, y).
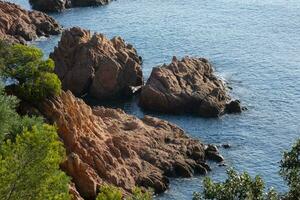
top-left (39, 91), bottom-right (222, 198)
top-left (222, 143), bottom-right (231, 149)
top-left (0, 1), bottom-right (61, 44)
top-left (139, 56), bottom-right (242, 117)
top-left (205, 144), bottom-right (224, 162)
top-left (218, 162), bottom-right (227, 167)
top-left (72, 0), bottom-right (111, 7)
top-left (29, 0), bottom-right (69, 12)
top-left (50, 27), bottom-right (143, 100)
top-left (29, 0), bottom-right (111, 12)
top-left (225, 100), bottom-right (242, 113)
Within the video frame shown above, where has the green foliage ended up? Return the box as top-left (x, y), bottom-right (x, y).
top-left (96, 185), bottom-right (153, 200)
top-left (127, 187), bottom-right (153, 200)
top-left (0, 43), bottom-right (61, 102)
top-left (0, 83), bottom-right (44, 144)
top-left (280, 139), bottom-right (300, 200)
top-left (193, 169), bottom-right (278, 200)
top-left (96, 185), bottom-right (122, 200)
top-left (0, 83), bottom-right (19, 143)
top-left (0, 124), bottom-right (71, 200)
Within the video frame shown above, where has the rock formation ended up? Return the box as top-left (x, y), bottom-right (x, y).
top-left (139, 56), bottom-right (242, 117)
top-left (40, 91), bottom-right (223, 199)
top-left (0, 1), bottom-right (61, 44)
top-left (29, 0), bottom-right (111, 12)
top-left (50, 27), bottom-right (143, 100)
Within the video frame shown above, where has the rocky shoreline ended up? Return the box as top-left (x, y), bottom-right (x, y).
top-left (0, 2), bottom-right (244, 199)
top-left (39, 91), bottom-right (224, 199)
top-left (0, 1), bottom-right (61, 44)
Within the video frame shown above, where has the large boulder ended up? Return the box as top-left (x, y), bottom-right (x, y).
top-left (29, 0), bottom-right (111, 12)
top-left (0, 1), bottom-right (61, 44)
top-left (139, 56), bottom-right (242, 117)
top-left (40, 91), bottom-right (219, 199)
top-left (50, 27), bottom-right (143, 100)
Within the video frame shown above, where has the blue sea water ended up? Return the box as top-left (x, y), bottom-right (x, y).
top-left (8, 0), bottom-right (300, 199)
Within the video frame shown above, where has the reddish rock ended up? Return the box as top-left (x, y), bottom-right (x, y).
top-left (0, 1), bottom-right (61, 44)
top-left (50, 27), bottom-right (143, 100)
top-left (40, 91), bottom-right (219, 199)
top-left (139, 56), bottom-right (241, 117)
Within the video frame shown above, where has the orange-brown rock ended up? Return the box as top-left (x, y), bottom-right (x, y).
top-left (139, 56), bottom-right (242, 117)
top-left (50, 27), bottom-right (143, 100)
top-left (40, 91), bottom-right (221, 199)
top-left (0, 1), bottom-right (61, 44)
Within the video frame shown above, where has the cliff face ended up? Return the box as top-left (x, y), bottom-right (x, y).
top-left (50, 27), bottom-right (143, 100)
top-left (0, 1), bottom-right (61, 44)
top-left (139, 56), bottom-right (242, 117)
top-left (40, 91), bottom-right (222, 199)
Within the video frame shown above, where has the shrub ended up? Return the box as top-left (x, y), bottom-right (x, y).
top-left (0, 124), bottom-right (71, 200)
top-left (96, 185), bottom-right (153, 200)
top-left (193, 169), bottom-right (278, 200)
top-left (0, 43), bottom-right (61, 102)
top-left (280, 139), bottom-right (300, 200)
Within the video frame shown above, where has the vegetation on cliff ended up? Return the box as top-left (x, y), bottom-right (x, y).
top-left (0, 84), bottom-right (71, 200)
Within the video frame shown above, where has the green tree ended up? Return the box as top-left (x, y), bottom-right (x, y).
top-left (280, 139), bottom-right (300, 200)
top-left (0, 83), bottom-right (18, 143)
top-left (0, 124), bottom-right (71, 200)
top-left (0, 83), bottom-right (43, 144)
top-left (0, 43), bottom-right (61, 102)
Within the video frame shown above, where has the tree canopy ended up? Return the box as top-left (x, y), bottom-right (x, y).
top-left (0, 42), bottom-right (61, 102)
top-left (0, 124), bottom-right (71, 200)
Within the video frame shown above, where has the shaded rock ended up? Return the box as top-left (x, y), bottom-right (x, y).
top-left (29, 0), bottom-right (111, 12)
top-left (50, 27), bottom-right (143, 100)
top-left (225, 100), bottom-right (242, 113)
top-left (40, 91), bottom-right (219, 199)
top-left (139, 56), bottom-right (241, 117)
top-left (222, 143), bottom-right (231, 149)
top-left (72, 0), bottom-right (111, 7)
top-left (0, 1), bottom-right (61, 44)
top-left (205, 144), bottom-right (224, 163)
top-left (29, 0), bottom-right (71, 12)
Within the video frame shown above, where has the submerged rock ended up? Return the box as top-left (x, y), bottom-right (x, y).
top-left (40, 91), bottom-right (220, 199)
top-left (139, 56), bottom-right (242, 117)
top-left (29, 0), bottom-right (111, 12)
top-left (0, 1), bottom-right (61, 44)
top-left (50, 27), bottom-right (143, 100)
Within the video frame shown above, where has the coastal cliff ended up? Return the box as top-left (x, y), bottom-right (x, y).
top-left (40, 91), bottom-right (223, 199)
